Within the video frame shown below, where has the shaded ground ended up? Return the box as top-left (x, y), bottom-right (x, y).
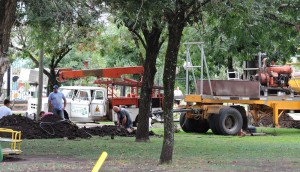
top-left (0, 115), bottom-right (156, 139)
top-left (1, 154), bottom-right (300, 172)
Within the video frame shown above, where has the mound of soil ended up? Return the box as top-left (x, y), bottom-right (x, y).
top-left (82, 126), bottom-right (157, 137)
top-left (258, 114), bottom-right (300, 128)
top-left (0, 115), bottom-right (157, 139)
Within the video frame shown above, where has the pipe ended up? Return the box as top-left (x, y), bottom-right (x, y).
top-left (91, 151), bottom-right (108, 172)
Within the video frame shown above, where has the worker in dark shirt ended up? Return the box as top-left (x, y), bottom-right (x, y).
top-left (113, 106), bottom-right (133, 132)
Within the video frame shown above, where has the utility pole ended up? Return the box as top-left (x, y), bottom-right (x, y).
top-left (6, 67), bottom-right (11, 99)
top-left (37, 48), bottom-right (44, 120)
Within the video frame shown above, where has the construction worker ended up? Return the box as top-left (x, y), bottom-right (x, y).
top-left (0, 99), bottom-right (12, 119)
top-left (48, 85), bottom-right (67, 120)
top-left (174, 86), bottom-right (183, 105)
top-left (113, 106), bottom-right (133, 132)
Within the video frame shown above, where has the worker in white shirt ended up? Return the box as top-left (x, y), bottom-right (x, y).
top-left (0, 99), bottom-right (12, 119)
top-left (174, 86), bottom-right (183, 105)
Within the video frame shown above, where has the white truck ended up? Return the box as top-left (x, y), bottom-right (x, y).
top-left (27, 66), bottom-right (165, 125)
top-left (27, 85), bottom-right (164, 125)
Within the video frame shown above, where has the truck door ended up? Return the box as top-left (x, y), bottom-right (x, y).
top-left (60, 89), bottom-right (74, 117)
top-left (91, 90), bottom-right (106, 117)
top-left (70, 90), bottom-right (90, 118)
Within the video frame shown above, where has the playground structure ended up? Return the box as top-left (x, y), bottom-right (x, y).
top-left (0, 128), bottom-right (22, 161)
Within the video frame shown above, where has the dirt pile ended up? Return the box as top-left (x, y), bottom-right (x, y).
top-left (0, 115), bottom-right (90, 139)
top-left (258, 114), bottom-right (300, 128)
top-left (83, 126), bottom-right (157, 137)
top-left (0, 115), bottom-right (157, 139)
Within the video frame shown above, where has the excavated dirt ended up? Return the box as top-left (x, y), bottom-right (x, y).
top-left (0, 115), bottom-right (157, 139)
top-left (257, 114), bottom-right (300, 128)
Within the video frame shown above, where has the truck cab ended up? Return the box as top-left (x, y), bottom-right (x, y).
top-left (60, 86), bottom-right (109, 122)
top-left (27, 86), bottom-right (147, 124)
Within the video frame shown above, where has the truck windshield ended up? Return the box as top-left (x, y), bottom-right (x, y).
top-left (94, 90), bottom-right (104, 100)
top-left (75, 90), bottom-right (89, 101)
top-left (61, 89), bottom-right (74, 99)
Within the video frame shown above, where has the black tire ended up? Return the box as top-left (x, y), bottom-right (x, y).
top-left (190, 118), bottom-right (210, 133)
top-left (179, 113), bottom-right (193, 132)
top-left (231, 106), bottom-right (248, 131)
top-left (209, 114), bottom-right (222, 135)
top-left (218, 107), bottom-right (243, 135)
top-left (209, 114), bottom-right (217, 134)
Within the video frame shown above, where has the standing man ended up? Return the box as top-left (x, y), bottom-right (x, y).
top-left (113, 106), bottom-right (133, 132)
top-left (174, 86), bottom-right (183, 105)
top-left (0, 99), bottom-right (12, 119)
top-left (48, 85), bottom-right (66, 119)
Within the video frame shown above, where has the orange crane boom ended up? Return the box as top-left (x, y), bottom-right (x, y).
top-left (57, 66), bottom-right (144, 82)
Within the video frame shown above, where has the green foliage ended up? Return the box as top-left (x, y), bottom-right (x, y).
top-left (95, 23), bottom-right (142, 67)
top-left (205, 0), bottom-right (299, 61)
top-left (175, 0), bottom-right (300, 82)
top-left (11, 0), bottom-right (101, 87)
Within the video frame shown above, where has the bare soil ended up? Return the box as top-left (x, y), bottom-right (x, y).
top-left (258, 113), bottom-right (300, 128)
top-left (1, 155), bottom-right (299, 172)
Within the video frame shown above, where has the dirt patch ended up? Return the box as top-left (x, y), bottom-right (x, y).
top-left (0, 115), bottom-right (157, 139)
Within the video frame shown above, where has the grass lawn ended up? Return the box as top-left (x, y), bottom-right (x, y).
top-left (1, 127), bottom-right (300, 172)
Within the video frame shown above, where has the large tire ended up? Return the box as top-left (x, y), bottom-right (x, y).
top-left (190, 118), bottom-right (210, 133)
top-left (209, 114), bottom-right (222, 135)
top-left (218, 107), bottom-right (243, 135)
top-left (209, 114), bottom-right (217, 134)
top-left (231, 106), bottom-right (248, 131)
top-left (179, 113), bottom-right (193, 132)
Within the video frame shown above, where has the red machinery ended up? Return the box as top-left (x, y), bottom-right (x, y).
top-left (57, 66), bottom-right (163, 108)
top-left (57, 66), bottom-right (144, 82)
top-left (255, 65), bottom-right (293, 88)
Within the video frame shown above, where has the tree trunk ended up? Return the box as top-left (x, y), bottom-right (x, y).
top-left (0, 0), bottom-right (17, 97)
top-left (49, 67), bottom-right (58, 87)
top-left (159, 13), bottom-right (185, 164)
top-left (136, 27), bottom-right (162, 142)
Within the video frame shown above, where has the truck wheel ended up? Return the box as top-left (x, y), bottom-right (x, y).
top-left (179, 113), bottom-right (193, 132)
top-left (209, 114), bottom-right (222, 135)
top-left (209, 115), bottom-right (217, 134)
top-left (230, 105), bottom-right (248, 131)
top-left (218, 107), bottom-right (243, 135)
top-left (190, 118), bottom-right (210, 133)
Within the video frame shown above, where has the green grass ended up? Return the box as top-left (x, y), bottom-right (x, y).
top-left (1, 127), bottom-right (300, 171)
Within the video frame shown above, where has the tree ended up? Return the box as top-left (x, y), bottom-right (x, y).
top-left (12, 0), bottom-right (100, 92)
top-left (172, 0), bottom-right (300, 82)
top-left (0, 0), bottom-right (17, 97)
top-left (199, 0), bottom-right (300, 76)
top-left (160, 0), bottom-right (211, 164)
top-left (159, 0), bottom-right (300, 164)
top-left (104, 0), bottom-right (166, 142)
